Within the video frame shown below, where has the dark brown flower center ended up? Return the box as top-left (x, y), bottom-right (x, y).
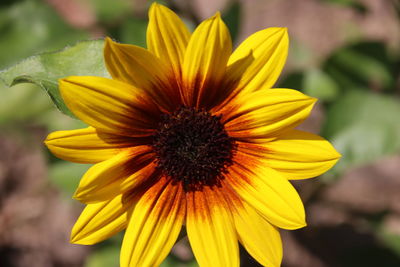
top-left (151, 107), bottom-right (236, 191)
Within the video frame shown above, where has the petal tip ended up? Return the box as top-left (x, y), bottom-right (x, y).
top-left (58, 78), bottom-right (72, 99)
top-left (305, 96), bottom-right (318, 107)
top-left (311, 97), bottom-right (318, 104)
top-left (43, 134), bottom-right (52, 146)
top-left (331, 148), bottom-right (342, 160)
top-left (70, 235), bottom-right (90, 245)
top-left (272, 27), bottom-right (288, 38)
top-left (104, 37), bottom-right (121, 55)
top-left (149, 1), bottom-right (159, 8)
top-left (285, 219), bottom-right (307, 230)
top-left (59, 76), bottom-right (81, 85)
top-left (104, 36), bottom-right (116, 49)
top-left (70, 225), bottom-right (95, 245)
top-left (207, 11), bottom-right (222, 22)
top-left (279, 27), bottom-right (288, 34)
top-left (331, 145), bottom-right (342, 159)
top-left (271, 27), bottom-right (289, 47)
top-left (72, 189), bottom-right (83, 201)
top-left (58, 77), bottom-right (81, 99)
top-left (58, 77), bottom-right (69, 84)
top-left (148, 3), bottom-right (157, 18)
top-left (149, 1), bottom-right (163, 11)
top-left (69, 231), bottom-right (79, 244)
top-left (43, 139), bottom-right (54, 151)
top-left (296, 213), bottom-right (307, 229)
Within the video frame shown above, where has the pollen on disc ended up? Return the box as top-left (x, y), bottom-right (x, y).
top-left (151, 107), bottom-right (236, 191)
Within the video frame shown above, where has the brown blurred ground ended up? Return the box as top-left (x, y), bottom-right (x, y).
top-left (0, 128), bottom-right (89, 267)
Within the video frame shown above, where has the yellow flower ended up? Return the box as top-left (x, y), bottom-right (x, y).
top-left (45, 3), bottom-right (340, 267)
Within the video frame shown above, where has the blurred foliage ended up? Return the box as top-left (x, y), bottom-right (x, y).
top-left (222, 1), bottom-right (241, 44)
top-left (0, 0), bottom-right (399, 267)
top-left (0, 83), bottom-right (52, 124)
top-left (323, 0), bottom-right (367, 13)
top-left (89, 0), bottom-right (132, 23)
top-left (324, 42), bottom-right (396, 94)
top-left (323, 89), bottom-right (400, 174)
top-left (0, 0), bottom-right (87, 69)
top-left (49, 161), bottom-right (91, 197)
top-left (86, 242), bottom-right (120, 267)
top-left (118, 17), bottom-right (148, 48)
top-left (303, 69), bottom-right (340, 101)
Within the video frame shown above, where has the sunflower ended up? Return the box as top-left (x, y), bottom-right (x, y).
top-left (45, 3), bottom-right (340, 267)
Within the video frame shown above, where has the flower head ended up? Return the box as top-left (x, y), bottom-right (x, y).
top-left (45, 3), bottom-right (340, 267)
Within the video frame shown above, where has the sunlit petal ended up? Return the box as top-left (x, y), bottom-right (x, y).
top-left (186, 186), bottom-right (239, 267)
top-left (104, 38), bottom-right (181, 111)
top-left (228, 27), bottom-right (288, 94)
top-left (226, 153), bottom-right (306, 229)
top-left (121, 178), bottom-right (185, 267)
top-left (182, 13), bottom-right (232, 108)
top-left (45, 127), bottom-right (121, 163)
top-left (147, 3), bottom-right (190, 78)
top-left (217, 88), bottom-right (316, 140)
top-left (71, 194), bottom-right (135, 245)
top-left (60, 76), bottom-right (162, 136)
top-left (238, 130), bottom-right (341, 179)
top-left (232, 201), bottom-right (282, 267)
top-left (73, 147), bottom-right (155, 204)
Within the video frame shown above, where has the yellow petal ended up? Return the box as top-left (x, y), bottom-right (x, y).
top-left (232, 202), bottom-right (282, 267)
top-left (121, 178), bottom-right (185, 267)
top-left (147, 3), bottom-right (190, 77)
top-left (263, 130), bottom-right (341, 179)
top-left (74, 146), bottom-right (155, 204)
top-left (186, 187), bottom-right (239, 267)
top-left (60, 76), bottom-right (161, 136)
top-left (71, 194), bottom-right (134, 245)
top-left (182, 13), bottom-right (232, 108)
top-left (209, 51), bottom-right (255, 113)
top-left (226, 156), bottom-right (306, 230)
top-left (218, 88), bottom-right (316, 140)
top-left (45, 127), bottom-right (123, 164)
top-left (227, 27), bottom-right (288, 93)
top-left (104, 37), bottom-right (181, 111)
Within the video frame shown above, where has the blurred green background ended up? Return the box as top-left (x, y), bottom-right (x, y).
top-left (0, 0), bottom-right (399, 266)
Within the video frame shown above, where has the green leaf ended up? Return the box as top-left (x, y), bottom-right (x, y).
top-left (0, 40), bottom-right (109, 117)
top-left (323, 89), bottom-right (400, 174)
top-left (303, 69), bottom-right (340, 101)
